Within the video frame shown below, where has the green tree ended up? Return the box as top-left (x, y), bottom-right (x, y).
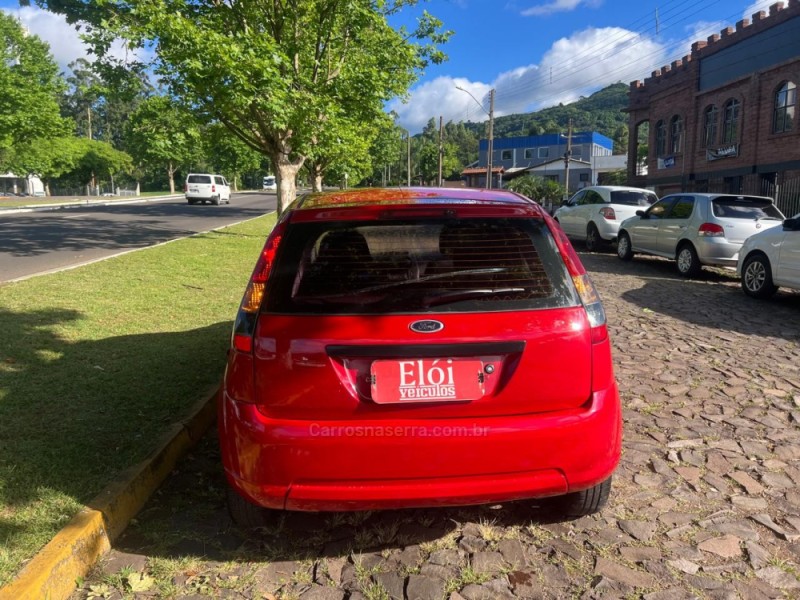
top-left (6, 137), bottom-right (84, 195)
top-left (0, 12), bottom-right (70, 164)
top-left (125, 96), bottom-right (201, 193)
top-left (506, 175), bottom-right (564, 203)
top-left (612, 125), bottom-right (629, 155)
top-left (72, 138), bottom-right (133, 192)
top-left (203, 123), bottom-right (263, 191)
top-left (31, 0), bottom-right (450, 211)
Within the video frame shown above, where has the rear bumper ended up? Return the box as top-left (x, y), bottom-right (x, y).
top-left (694, 237), bottom-right (742, 267)
top-left (219, 384), bottom-right (622, 511)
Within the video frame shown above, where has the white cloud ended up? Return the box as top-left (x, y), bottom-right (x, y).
top-left (392, 26), bottom-right (667, 134)
top-left (2, 6), bottom-right (146, 75)
top-left (522, 0), bottom-right (602, 17)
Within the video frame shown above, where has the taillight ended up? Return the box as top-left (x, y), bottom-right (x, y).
top-left (698, 222), bottom-right (724, 237)
top-left (212, 184), bottom-right (216, 193)
top-left (231, 222), bottom-right (286, 353)
top-left (184, 183), bottom-right (188, 192)
top-left (549, 222), bottom-right (607, 343)
top-left (599, 207), bottom-right (616, 220)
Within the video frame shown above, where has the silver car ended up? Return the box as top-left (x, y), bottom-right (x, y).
top-left (616, 193), bottom-right (785, 277)
top-left (553, 186), bottom-right (657, 252)
top-left (738, 214), bottom-right (800, 298)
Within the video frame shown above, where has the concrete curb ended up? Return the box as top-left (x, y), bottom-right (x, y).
top-left (0, 386), bottom-right (219, 600)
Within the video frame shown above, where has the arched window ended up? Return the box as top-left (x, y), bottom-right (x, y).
top-left (655, 120), bottom-right (667, 157)
top-left (722, 99), bottom-right (740, 144)
top-left (703, 105), bottom-right (718, 147)
top-left (773, 81), bottom-right (796, 133)
top-left (670, 115), bottom-right (684, 154)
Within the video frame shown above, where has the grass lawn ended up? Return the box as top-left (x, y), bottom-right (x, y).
top-left (0, 191), bottom-right (182, 210)
top-left (0, 213), bottom-right (276, 587)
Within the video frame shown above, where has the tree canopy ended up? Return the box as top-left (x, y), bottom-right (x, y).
top-left (0, 12), bottom-right (70, 162)
top-left (30, 0), bottom-right (450, 210)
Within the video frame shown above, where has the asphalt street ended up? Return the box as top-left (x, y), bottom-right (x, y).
top-left (0, 192), bottom-right (277, 282)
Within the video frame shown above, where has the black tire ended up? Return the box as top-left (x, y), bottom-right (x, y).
top-left (557, 477), bottom-right (612, 518)
top-left (741, 253), bottom-right (778, 299)
top-left (676, 243), bottom-right (701, 277)
top-left (226, 486), bottom-right (281, 528)
top-left (616, 231), bottom-right (633, 261)
top-left (585, 223), bottom-right (604, 252)
top-left (212, 195), bottom-right (220, 206)
top-left (187, 198), bottom-right (197, 205)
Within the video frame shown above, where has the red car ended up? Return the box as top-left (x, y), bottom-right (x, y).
top-left (219, 187), bottom-right (621, 525)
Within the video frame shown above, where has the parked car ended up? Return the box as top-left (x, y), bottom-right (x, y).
top-left (738, 214), bottom-right (800, 298)
top-left (262, 175), bottom-right (277, 191)
top-left (616, 193), bottom-right (785, 277)
top-left (553, 186), bottom-right (657, 251)
top-left (185, 173), bottom-right (231, 205)
top-left (219, 187), bottom-right (622, 526)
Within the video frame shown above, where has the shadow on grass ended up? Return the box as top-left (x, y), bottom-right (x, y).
top-left (0, 306), bottom-right (232, 579)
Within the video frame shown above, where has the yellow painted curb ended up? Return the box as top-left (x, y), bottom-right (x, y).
top-left (0, 387), bottom-right (219, 600)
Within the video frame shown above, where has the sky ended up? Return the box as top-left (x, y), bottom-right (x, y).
top-left (0, 0), bottom-right (781, 133)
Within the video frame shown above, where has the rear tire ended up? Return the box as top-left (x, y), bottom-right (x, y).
top-left (187, 199), bottom-right (196, 205)
top-left (742, 253), bottom-right (777, 298)
top-left (616, 232), bottom-right (633, 261)
top-left (556, 477), bottom-right (612, 518)
top-left (676, 243), bottom-right (701, 278)
top-left (585, 223), bottom-right (604, 252)
top-left (212, 195), bottom-right (220, 206)
top-left (226, 486), bottom-right (281, 528)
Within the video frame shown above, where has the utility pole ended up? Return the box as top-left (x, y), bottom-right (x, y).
top-left (486, 89), bottom-right (495, 189)
top-left (437, 116), bottom-right (444, 187)
top-left (407, 131), bottom-right (411, 187)
top-left (563, 118), bottom-right (573, 200)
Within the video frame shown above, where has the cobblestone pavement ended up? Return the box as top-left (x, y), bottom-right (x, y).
top-left (72, 251), bottom-right (800, 600)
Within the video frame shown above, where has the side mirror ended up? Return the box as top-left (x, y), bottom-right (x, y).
top-left (784, 217), bottom-right (800, 231)
top-left (636, 210), bottom-right (647, 218)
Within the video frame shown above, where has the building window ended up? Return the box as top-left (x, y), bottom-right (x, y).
top-left (722, 99), bottom-right (740, 144)
top-left (579, 173), bottom-right (590, 182)
top-left (545, 175), bottom-right (559, 182)
top-left (571, 146), bottom-right (582, 157)
top-left (524, 148), bottom-right (534, 159)
top-left (655, 120), bottom-right (667, 157)
top-left (703, 105), bottom-right (718, 147)
top-left (500, 149), bottom-right (513, 161)
top-left (670, 115), bottom-right (683, 154)
top-left (773, 81), bottom-right (796, 134)
top-left (538, 147), bottom-right (549, 158)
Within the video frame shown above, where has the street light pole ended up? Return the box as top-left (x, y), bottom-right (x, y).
top-left (456, 85), bottom-right (496, 189)
top-left (562, 118), bottom-right (573, 200)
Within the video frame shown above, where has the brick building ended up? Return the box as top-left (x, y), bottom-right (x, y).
top-left (627, 0), bottom-right (800, 217)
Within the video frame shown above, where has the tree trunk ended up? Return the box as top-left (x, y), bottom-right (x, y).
top-left (168, 161), bottom-right (176, 194)
top-left (272, 151), bottom-right (305, 214)
top-left (313, 172), bottom-right (323, 192)
top-left (232, 173), bottom-right (239, 192)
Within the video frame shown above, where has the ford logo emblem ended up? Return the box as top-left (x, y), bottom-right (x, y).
top-left (409, 320), bottom-right (444, 334)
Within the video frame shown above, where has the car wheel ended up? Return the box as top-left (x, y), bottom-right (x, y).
top-left (554, 477), bottom-right (612, 518)
top-left (742, 253), bottom-right (777, 299)
top-left (226, 486), bottom-right (281, 529)
top-left (212, 195), bottom-right (221, 206)
top-left (676, 243), bottom-right (701, 277)
top-left (616, 232), bottom-right (633, 261)
top-left (585, 223), bottom-right (604, 252)
top-left (187, 199), bottom-right (196, 205)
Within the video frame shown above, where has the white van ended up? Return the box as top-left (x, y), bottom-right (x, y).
top-left (263, 175), bottom-right (277, 191)
top-left (185, 173), bottom-right (231, 205)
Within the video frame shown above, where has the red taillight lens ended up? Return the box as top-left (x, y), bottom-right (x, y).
top-left (184, 183), bottom-right (188, 192)
top-left (547, 219), bottom-right (608, 343)
top-left (599, 207), bottom-right (616, 220)
top-left (231, 222), bottom-right (286, 353)
top-left (212, 184), bottom-right (216, 193)
top-left (698, 222), bottom-right (724, 237)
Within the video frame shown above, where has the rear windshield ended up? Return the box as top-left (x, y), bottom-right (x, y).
top-left (188, 175), bottom-right (212, 184)
top-left (712, 197), bottom-right (784, 219)
top-left (609, 190), bottom-right (657, 206)
top-left (265, 218), bottom-right (580, 314)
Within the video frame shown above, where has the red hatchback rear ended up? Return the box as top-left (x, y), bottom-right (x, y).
top-left (219, 187), bottom-right (621, 524)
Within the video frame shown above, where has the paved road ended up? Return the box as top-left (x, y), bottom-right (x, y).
top-left (72, 251), bottom-right (800, 600)
top-left (0, 193), bottom-right (277, 282)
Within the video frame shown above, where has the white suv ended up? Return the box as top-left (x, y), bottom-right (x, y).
top-left (554, 186), bottom-right (657, 251)
top-left (738, 214), bottom-right (800, 298)
top-left (185, 173), bottom-right (231, 205)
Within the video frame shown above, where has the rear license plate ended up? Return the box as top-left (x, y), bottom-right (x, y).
top-left (371, 359), bottom-right (484, 404)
